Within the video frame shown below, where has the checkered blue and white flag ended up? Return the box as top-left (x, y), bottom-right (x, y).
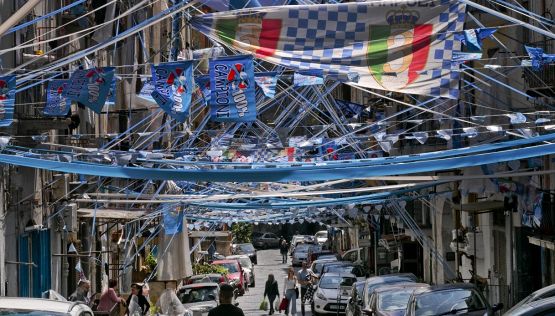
top-left (191, 0), bottom-right (466, 99)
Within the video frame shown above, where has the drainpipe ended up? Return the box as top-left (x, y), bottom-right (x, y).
top-left (0, 0), bottom-right (43, 37)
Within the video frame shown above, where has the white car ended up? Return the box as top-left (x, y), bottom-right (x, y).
top-left (315, 230), bottom-right (328, 244)
top-left (292, 243), bottom-right (316, 266)
top-left (312, 272), bottom-right (357, 315)
top-left (178, 282), bottom-right (220, 316)
top-left (0, 297), bottom-right (93, 316)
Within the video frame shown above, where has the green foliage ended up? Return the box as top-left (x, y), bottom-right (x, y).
top-left (193, 263), bottom-right (229, 275)
top-left (231, 223), bottom-right (253, 243)
top-left (144, 252), bottom-right (157, 272)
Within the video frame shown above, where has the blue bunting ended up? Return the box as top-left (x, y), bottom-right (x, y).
top-left (63, 67), bottom-right (115, 114)
top-left (524, 46), bottom-right (555, 71)
top-left (455, 28), bottom-right (497, 52)
top-left (0, 76), bottom-right (15, 127)
top-left (151, 61), bottom-right (194, 122)
top-left (254, 72), bottom-right (278, 99)
top-left (44, 80), bottom-right (72, 116)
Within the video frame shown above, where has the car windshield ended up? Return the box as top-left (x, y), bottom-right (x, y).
top-left (313, 261), bottom-right (333, 274)
top-left (216, 262), bottom-right (239, 273)
top-left (0, 312), bottom-right (67, 316)
top-left (318, 255), bottom-right (337, 260)
top-left (238, 258), bottom-right (252, 269)
top-left (378, 289), bottom-right (415, 311)
top-left (191, 276), bottom-right (221, 284)
top-left (319, 275), bottom-right (357, 289)
top-left (366, 279), bottom-right (414, 302)
top-left (237, 244), bottom-right (255, 253)
top-left (316, 232), bottom-right (327, 238)
top-left (414, 289), bottom-right (487, 316)
top-left (325, 265), bottom-right (355, 274)
top-left (179, 286), bottom-right (218, 303)
top-left (295, 244), bottom-right (310, 252)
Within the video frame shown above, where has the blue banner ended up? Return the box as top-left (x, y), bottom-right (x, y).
top-left (294, 70), bottom-right (324, 87)
top-left (105, 76), bottom-right (117, 106)
top-left (334, 99), bottom-right (363, 118)
top-left (44, 80), bottom-right (72, 116)
top-left (209, 55), bottom-right (256, 122)
top-left (195, 75), bottom-right (211, 104)
top-left (137, 76), bottom-right (156, 104)
top-left (254, 72), bottom-right (278, 98)
top-left (63, 67), bottom-right (115, 113)
top-left (0, 76), bottom-right (16, 127)
top-left (151, 61), bottom-right (193, 122)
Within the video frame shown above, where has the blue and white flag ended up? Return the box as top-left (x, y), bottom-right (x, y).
top-left (254, 72), bottom-right (278, 98)
top-left (294, 70), bottom-right (324, 87)
top-left (455, 28), bottom-right (497, 52)
top-left (63, 67), bottom-right (115, 113)
top-left (209, 55), bottom-right (256, 122)
top-left (137, 76), bottom-right (156, 105)
top-left (524, 46), bottom-right (555, 71)
top-left (195, 75), bottom-right (211, 103)
top-left (44, 80), bottom-right (72, 116)
top-left (191, 1), bottom-right (466, 99)
top-left (0, 76), bottom-right (15, 127)
top-left (334, 99), bottom-right (363, 118)
top-left (151, 61), bottom-right (194, 122)
top-left (105, 76), bottom-right (117, 106)
top-left (163, 207), bottom-right (184, 235)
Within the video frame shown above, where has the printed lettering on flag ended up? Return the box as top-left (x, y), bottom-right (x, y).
top-left (209, 55), bottom-right (257, 122)
top-left (195, 75), bottom-right (212, 103)
top-left (254, 72), bottom-right (278, 98)
top-left (151, 61), bottom-right (194, 122)
top-left (63, 67), bottom-right (115, 113)
top-left (44, 80), bottom-right (72, 116)
top-left (191, 0), bottom-right (466, 99)
top-left (0, 76), bottom-right (15, 127)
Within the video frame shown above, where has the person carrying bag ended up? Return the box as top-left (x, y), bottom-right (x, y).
top-left (282, 267), bottom-right (298, 316)
top-left (264, 274), bottom-right (280, 315)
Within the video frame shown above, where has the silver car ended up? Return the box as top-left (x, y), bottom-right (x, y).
top-left (178, 283), bottom-right (219, 316)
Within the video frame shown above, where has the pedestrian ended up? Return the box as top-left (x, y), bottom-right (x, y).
top-left (126, 283), bottom-right (150, 315)
top-left (282, 267), bottom-right (298, 316)
top-left (280, 239), bottom-right (288, 264)
top-left (264, 274), bottom-right (280, 315)
top-left (297, 262), bottom-right (314, 316)
top-left (97, 279), bottom-right (125, 312)
top-left (208, 283), bottom-right (245, 316)
top-left (68, 279), bottom-right (91, 305)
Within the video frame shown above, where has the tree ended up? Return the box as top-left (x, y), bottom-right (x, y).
top-left (231, 223), bottom-right (252, 243)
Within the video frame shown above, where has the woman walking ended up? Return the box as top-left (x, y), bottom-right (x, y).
top-left (264, 274), bottom-right (280, 315)
top-left (97, 279), bottom-right (125, 312)
top-left (282, 267), bottom-right (298, 316)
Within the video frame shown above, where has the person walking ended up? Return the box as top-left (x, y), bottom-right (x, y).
top-left (126, 283), bottom-right (150, 315)
top-left (282, 267), bottom-right (298, 316)
top-left (264, 274), bottom-right (280, 315)
top-left (280, 239), bottom-right (289, 264)
top-left (297, 262), bottom-right (313, 316)
top-left (97, 279), bottom-right (125, 312)
top-left (208, 283), bottom-right (245, 316)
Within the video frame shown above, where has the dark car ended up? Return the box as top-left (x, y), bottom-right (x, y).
top-left (363, 283), bottom-right (428, 316)
top-left (232, 243), bottom-right (257, 264)
top-left (346, 281), bottom-right (366, 316)
top-left (405, 283), bottom-right (503, 316)
top-left (361, 274), bottom-right (417, 313)
top-left (504, 296), bottom-right (555, 316)
top-left (506, 284), bottom-right (555, 315)
top-left (253, 232), bottom-right (280, 249)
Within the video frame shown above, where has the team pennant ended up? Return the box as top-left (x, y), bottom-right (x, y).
top-left (44, 80), bottom-right (72, 116)
top-left (63, 67), bottom-right (115, 113)
top-left (151, 61), bottom-right (194, 122)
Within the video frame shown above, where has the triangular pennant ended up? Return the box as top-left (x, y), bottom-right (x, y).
top-left (63, 67), bottom-right (115, 113)
top-left (151, 61), bottom-right (194, 122)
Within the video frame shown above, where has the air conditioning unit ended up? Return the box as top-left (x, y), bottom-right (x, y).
top-left (63, 203), bottom-right (78, 232)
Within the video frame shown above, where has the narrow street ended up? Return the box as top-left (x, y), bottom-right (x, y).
top-left (237, 249), bottom-right (313, 316)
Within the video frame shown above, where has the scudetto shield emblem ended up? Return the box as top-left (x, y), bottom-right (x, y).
top-left (367, 6), bottom-right (433, 90)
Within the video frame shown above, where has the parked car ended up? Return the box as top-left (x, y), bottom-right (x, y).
top-left (232, 243), bottom-right (257, 264)
top-left (289, 235), bottom-right (308, 254)
top-left (196, 250), bottom-right (225, 263)
top-left (178, 282), bottom-right (219, 316)
top-left (321, 262), bottom-right (367, 281)
top-left (0, 297), bottom-right (93, 316)
top-left (506, 284), bottom-right (555, 315)
top-left (315, 230), bottom-right (329, 244)
top-left (311, 258), bottom-right (339, 278)
top-left (312, 272), bottom-right (358, 315)
top-left (185, 273), bottom-right (229, 285)
top-left (227, 254), bottom-right (255, 287)
top-left (405, 283), bottom-right (503, 316)
top-left (212, 259), bottom-right (246, 295)
top-left (311, 251), bottom-right (340, 262)
top-left (346, 281), bottom-right (366, 316)
top-left (342, 247), bottom-right (368, 266)
top-left (292, 243), bottom-right (320, 266)
top-left (363, 283), bottom-right (429, 316)
top-left (504, 296), bottom-right (555, 316)
top-left (361, 273), bottom-right (417, 314)
top-left (253, 232), bottom-right (280, 249)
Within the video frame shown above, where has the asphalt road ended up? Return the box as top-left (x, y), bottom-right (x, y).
top-left (236, 249), bottom-right (313, 316)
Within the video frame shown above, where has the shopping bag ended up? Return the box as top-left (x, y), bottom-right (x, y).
top-left (275, 300), bottom-right (280, 312)
top-left (279, 297), bottom-right (289, 312)
top-left (259, 299), bottom-right (268, 311)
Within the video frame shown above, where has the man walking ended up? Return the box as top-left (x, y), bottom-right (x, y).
top-left (208, 284), bottom-right (244, 316)
top-left (280, 239), bottom-right (288, 264)
top-left (297, 262), bottom-right (313, 316)
top-left (68, 280), bottom-right (91, 305)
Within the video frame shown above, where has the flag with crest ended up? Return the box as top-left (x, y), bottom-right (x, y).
top-left (63, 67), bottom-right (115, 113)
top-left (191, 0), bottom-right (465, 99)
top-left (44, 80), bottom-right (72, 116)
